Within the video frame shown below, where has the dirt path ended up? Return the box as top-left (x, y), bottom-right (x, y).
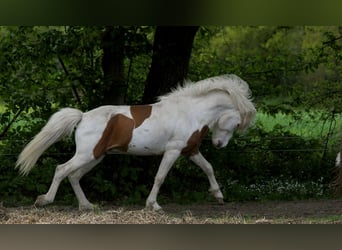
top-left (1, 198), bottom-right (342, 224)
top-left (164, 198), bottom-right (342, 218)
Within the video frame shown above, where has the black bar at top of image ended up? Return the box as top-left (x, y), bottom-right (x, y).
top-left (1, 0), bottom-right (342, 25)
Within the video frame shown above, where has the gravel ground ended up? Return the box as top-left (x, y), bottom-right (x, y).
top-left (1, 198), bottom-right (342, 224)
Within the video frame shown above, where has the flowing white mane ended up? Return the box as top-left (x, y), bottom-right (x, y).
top-left (159, 74), bottom-right (256, 130)
top-left (158, 74), bottom-right (252, 101)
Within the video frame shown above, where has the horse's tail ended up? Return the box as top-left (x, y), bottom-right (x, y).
top-left (15, 108), bottom-right (83, 175)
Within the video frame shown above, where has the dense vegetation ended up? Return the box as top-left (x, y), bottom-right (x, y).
top-left (0, 26), bottom-right (341, 207)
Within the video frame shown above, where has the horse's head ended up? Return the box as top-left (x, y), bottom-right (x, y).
top-left (211, 110), bottom-right (241, 149)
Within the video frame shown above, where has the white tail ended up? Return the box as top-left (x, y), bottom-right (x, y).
top-left (15, 108), bottom-right (83, 175)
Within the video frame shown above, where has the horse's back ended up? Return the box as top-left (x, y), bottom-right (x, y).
top-left (75, 104), bottom-right (175, 157)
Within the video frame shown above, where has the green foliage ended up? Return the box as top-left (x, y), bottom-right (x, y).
top-left (191, 27), bottom-right (306, 98)
top-left (224, 178), bottom-right (326, 201)
top-left (1, 26), bottom-right (342, 206)
top-left (190, 26), bottom-right (342, 114)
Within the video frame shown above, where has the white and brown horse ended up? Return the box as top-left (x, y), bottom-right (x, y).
top-left (16, 74), bottom-right (256, 211)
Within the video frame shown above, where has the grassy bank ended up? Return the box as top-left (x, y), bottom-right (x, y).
top-left (256, 111), bottom-right (341, 139)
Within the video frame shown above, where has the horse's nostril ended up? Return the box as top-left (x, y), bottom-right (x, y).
top-left (212, 139), bottom-right (223, 148)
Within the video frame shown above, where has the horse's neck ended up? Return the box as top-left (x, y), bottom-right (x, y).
top-left (178, 92), bottom-right (232, 128)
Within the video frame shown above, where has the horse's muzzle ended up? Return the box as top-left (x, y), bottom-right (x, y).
top-left (212, 140), bottom-right (223, 149)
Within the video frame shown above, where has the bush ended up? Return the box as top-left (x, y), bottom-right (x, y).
top-left (204, 124), bottom-right (336, 202)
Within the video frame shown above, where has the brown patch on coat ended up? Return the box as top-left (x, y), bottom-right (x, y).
top-left (130, 105), bottom-right (152, 128)
top-left (93, 114), bottom-right (134, 159)
top-left (181, 125), bottom-right (209, 156)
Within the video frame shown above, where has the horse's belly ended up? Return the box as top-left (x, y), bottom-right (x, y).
top-left (126, 127), bottom-right (168, 155)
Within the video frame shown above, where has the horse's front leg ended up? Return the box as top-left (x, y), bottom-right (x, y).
top-left (145, 149), bottom-right (180, 211)
top-left (190, 152), bottom-right (224, 204)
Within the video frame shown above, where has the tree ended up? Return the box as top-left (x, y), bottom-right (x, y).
top-left (101, 26), bottom-right (126, 105)
top-left (303, 26), bottom-right (342, 113)
top-left (142, 26), bottom-right (199, 104)
top-left (100, 26), bottom-right (152, 105)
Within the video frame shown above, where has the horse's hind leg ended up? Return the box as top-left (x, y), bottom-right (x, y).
top-left (34, 161), bottom-right (70, 207)
top-left (68, 157), bottom-right (103, 210)
top-left (190, 152), bottom-right (224, 203)
top-left (35, 155), bottom-right (96, 208)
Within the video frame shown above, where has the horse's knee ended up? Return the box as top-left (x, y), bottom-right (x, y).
top-left (154, 175), bottom-right (166, 187)
top-left (68, 175), bottom-right (78, 186)
top-left (54, 163), bottom-right (70, 181)
top-left (204, 167), bottom-right (214, 176)
top-left (68, 170), bottom-right (82, 182)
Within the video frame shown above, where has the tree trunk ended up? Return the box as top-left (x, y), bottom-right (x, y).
top-left (142, 26), bottom-right (199, 104)
top-left (101, 26), bottom-right (126, 105)
top-left (139, 26), bottom-right (199, 183)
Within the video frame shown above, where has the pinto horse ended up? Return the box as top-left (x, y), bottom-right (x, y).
top-left (16, 74), bottom-right (256, 211)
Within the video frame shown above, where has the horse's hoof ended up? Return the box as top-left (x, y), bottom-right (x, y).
top-left (34, 195), bottom-right (51, 207)
top-left (217, 198), bottom-right (225, 204)
top-left (145, 202), bottom-right (163, 212)
top-left (154, 207), bottom-right (165, 213)
top-left (79, 203), bottom-right (95, 211)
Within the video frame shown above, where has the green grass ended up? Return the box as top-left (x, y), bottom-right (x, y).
top-left (256, 111), bottom-right (342, 139)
